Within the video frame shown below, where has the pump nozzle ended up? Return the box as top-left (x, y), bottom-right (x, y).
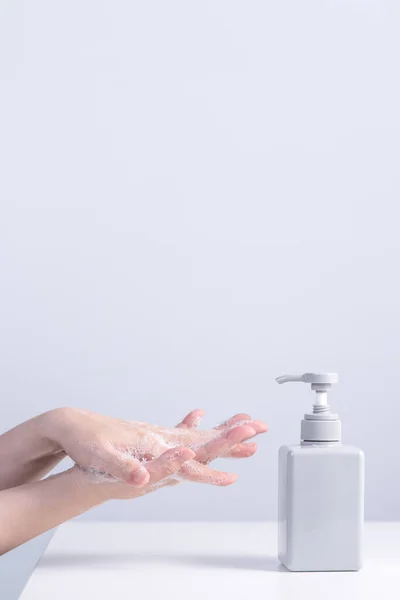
top-left (276, 372), bottom-right (341, 442)
top-left (276, 374), bottom-right (307, 384)
top-left (276, 372), bottom-right (338, 414)
top-left (276, 373), bottom-right (338, 386)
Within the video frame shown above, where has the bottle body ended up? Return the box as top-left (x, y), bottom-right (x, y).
top-left (278, 443), bottom-right (364, 571)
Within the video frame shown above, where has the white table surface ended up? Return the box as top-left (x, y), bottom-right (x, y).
top-left (21, 522), bottom-right (400, 599)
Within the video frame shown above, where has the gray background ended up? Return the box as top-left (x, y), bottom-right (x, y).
top-left (1, 0), bottom-right (400, 526)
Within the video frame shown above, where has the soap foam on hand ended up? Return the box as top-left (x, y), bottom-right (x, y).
top-left (77, 417), bottom-right (262, 488)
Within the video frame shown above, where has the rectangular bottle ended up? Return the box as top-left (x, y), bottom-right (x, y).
top-left (278, 443), bottom-right (364, 571)
top-left (276, 373), bottom-right (365, 572)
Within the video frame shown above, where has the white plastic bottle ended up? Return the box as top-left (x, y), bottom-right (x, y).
top-left (276, 373), bottom-right (364, 572)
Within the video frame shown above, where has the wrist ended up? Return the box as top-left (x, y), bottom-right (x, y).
top-left (68, 466), bottom-right (114, 503)
top-left (13, 410), bottom-right (66, 460)
top-left (39, 407), bottom-right (77, 454)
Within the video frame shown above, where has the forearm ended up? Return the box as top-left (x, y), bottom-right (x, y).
top-left (0, 467), bottom-right (108, 555)
top-left (0, 410), bottom-right (65, 490)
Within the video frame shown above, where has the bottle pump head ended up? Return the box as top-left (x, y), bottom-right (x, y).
top-left (276, 372), bottom-right (341, 443)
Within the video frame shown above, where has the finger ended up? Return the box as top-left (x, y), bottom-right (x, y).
top-left (102, 448), bottom-right (150, 487)
top-left (214, 413), bottom-right (252, 430)
top-left (179, 460), bottom-right (238, 486)
top-left (194, 425), bottom-right (256, 463)
top-left (225, 442), bottom-right (258, 458)
top-left (218, 417), bottom-right (268, 436)
top-left (241, 420), bottom-right (268, 434)
top-left (176, 409), bottom-right (205, 429)
top-left (146, 447), bottom-right (195, 484)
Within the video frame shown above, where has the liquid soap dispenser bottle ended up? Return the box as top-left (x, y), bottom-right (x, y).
top-left (277, 373), bottom-right (364, 572)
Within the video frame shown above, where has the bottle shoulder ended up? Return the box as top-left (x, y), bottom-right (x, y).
top-left (279, 443), bottom-right (364, 458)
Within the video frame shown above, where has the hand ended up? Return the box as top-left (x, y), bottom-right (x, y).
top-left (47, 408), bottom-right (267, 487)
top-left (0, 408), bottom-right (267, 555)
top-left (0, 410), bottom-right (267, 554)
